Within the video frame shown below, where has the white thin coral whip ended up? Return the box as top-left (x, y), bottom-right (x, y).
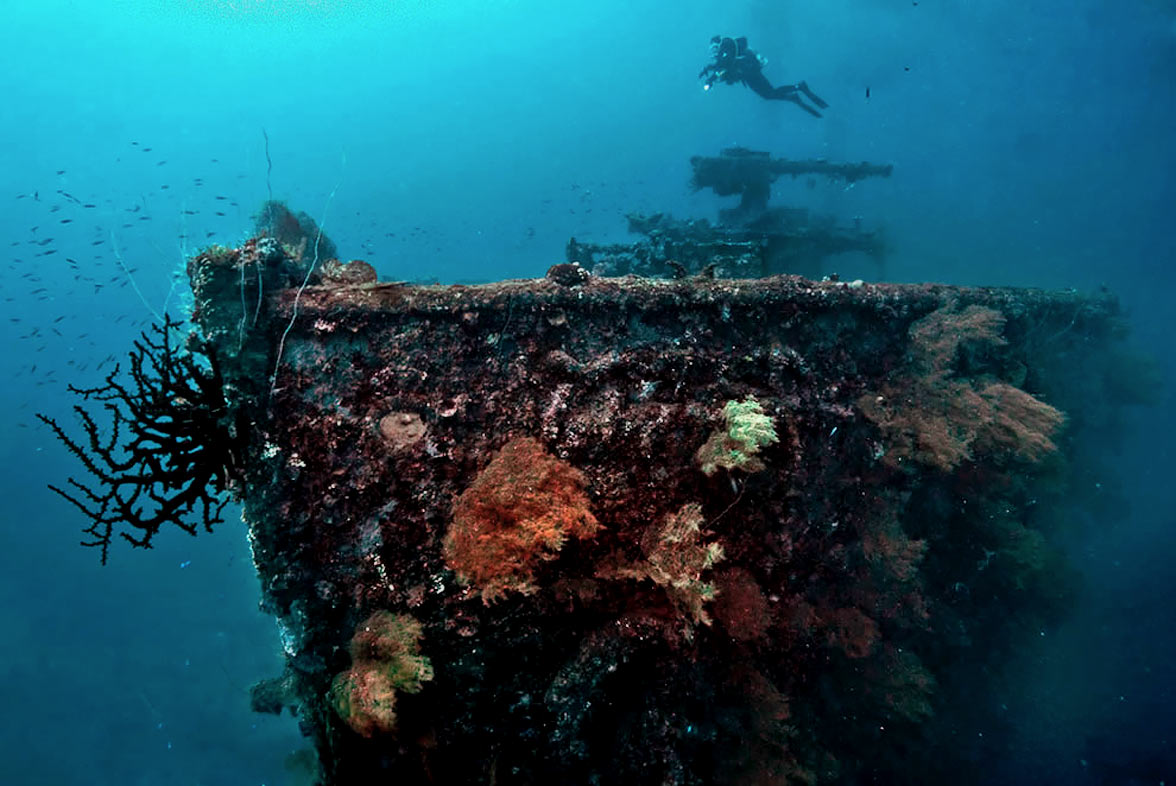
top-left (237, 258), bottom-right (248, 352)
top-left (269, 154), bottom-right (347, 398)
top-left (111, 229), bottom-right (163, 323)
top-left (252, 259), bottom-right (263, 328)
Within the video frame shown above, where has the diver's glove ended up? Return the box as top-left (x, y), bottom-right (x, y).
top-left (699, 65), bottom-right (722, 91)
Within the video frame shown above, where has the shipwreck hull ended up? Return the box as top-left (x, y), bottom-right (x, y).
top-left (189, 241), bottom-right (1132, 785)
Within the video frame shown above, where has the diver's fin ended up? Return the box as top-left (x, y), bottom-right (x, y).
top-left (786, 94), bottom-right (822, 118)
top-left (798, 102), bottom-right (823, 118)
top-left (798, 81), bottom-right (829, 109)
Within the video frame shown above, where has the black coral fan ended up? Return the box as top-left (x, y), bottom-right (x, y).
top-left (37, 315), bottom-right (244, 563)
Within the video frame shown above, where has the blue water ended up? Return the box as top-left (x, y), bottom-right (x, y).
top-left (2, 1), bottom-right (1173, 783)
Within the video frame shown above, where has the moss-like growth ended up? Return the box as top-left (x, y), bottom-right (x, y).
top-left (696, 397), bottom-right (780, 475)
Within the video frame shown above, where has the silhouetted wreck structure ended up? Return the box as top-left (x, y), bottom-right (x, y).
top-left (568, 147), bottom-right (892, 280)
top-left (44, 201), bottom-right (1151, 786)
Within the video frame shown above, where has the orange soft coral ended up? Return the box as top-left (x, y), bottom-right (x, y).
top-left (442, 437), bottom-right (599, 602)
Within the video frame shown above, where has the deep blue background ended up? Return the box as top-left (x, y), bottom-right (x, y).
top-left (2, 1), bottom-right (1173, 783)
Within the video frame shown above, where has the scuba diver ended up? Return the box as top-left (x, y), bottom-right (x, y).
top-left (699, 35), bottom-right (828, 118)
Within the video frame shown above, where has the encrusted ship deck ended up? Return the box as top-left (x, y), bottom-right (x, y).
top-left (186, 238), bottom-right (1136, 785)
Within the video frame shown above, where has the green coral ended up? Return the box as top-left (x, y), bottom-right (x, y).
top-left (329, 611), bottom-right (433, 737)
top-left (615, 502), bottom-right (726, 625)
top-left (724, 398), bottom-right (779, 449)
top-left (696, 397), bottom-right (780, 476)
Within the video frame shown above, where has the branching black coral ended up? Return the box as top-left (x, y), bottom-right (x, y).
top-left (37, 315), bottom-right (244, 564)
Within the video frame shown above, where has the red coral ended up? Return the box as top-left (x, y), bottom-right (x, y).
top-left (824, 607), bottom-right (880, 659)
top-left (856, 510), bottom-right (932, 629)
top-left (442, 437), bottom-right (599, 602)
top-left (974, 381), bottom-right (1065, 461)
top-left (868, 645), bottom-right (936, 723)
top-left (717, 664), bottom-right (806, 786)
top-left (860, 516), bottom-right (927, 585)
top-left (859, 304), bottom-right (1065, 472)
top-left (909, 303), bottom-right (1007, 378)
top-left (713, 567), bottom-right (773, 642)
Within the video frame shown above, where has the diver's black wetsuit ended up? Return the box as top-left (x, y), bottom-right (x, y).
top-left (699, 36), bottom-right (828, 117)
